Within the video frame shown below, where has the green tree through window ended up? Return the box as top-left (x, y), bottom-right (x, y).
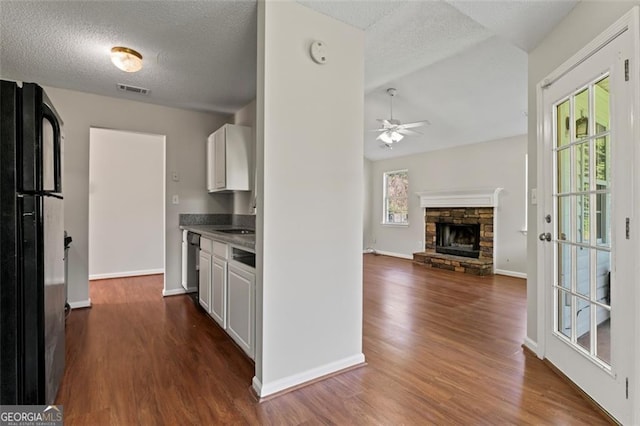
top-left (383, 170), bottom-right (408, 224)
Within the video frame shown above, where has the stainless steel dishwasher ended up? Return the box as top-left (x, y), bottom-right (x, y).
top-left (186, 232), bottom-right (200, 303)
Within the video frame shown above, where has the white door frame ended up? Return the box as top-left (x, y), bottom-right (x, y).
top-left (535, 6), bottom-right (640, 423)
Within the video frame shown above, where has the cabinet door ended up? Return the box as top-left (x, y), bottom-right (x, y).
top-left (227, 264), bottom-right (255, 359)
top-left (214, 127), bottom-right (226, 189)
top-left (206, 133), bottom-right (215, 192)
top-left (198, 252), bottom-right (211, 311)
top-left (210, 256), bottom-right (227, 328)
top-left (225, 125), bottom-right (250, 191)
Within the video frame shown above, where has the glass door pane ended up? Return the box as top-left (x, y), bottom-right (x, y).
top-left (553, 75), bottom-right (611, 367)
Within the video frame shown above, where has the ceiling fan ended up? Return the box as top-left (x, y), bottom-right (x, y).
top-left (373, 88), bottom-right (429, 148)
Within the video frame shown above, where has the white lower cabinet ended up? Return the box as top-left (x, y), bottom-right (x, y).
top-left (227, 262), bottom-right (255, 359)
top-left (198, 236), bottom-right (255, 359)
top-left (198, 251), bottom-right (211, 312)
top-left (210, 256), bottom-right (227, 328)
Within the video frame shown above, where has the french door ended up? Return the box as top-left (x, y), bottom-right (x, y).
top-left (538, 17), bottom-right (635, 424)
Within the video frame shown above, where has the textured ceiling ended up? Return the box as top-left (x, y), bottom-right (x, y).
top-left (0, 1), bottom-right (257, 113)
top-left (363, 36), bottom-right (528, 161)
top-left (303, 1), bottom-right (493, 92)
top-left (446, 0), bottom-right (580, 52)
top-left (301, 0), bottom-right (579, 160)
top-left (0, 0), bottom-right (579, 159)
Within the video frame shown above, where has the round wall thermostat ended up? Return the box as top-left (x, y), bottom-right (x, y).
top-left (310, 41), bottom-right (327, 65)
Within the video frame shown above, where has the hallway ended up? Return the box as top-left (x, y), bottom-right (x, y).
top-left (56, 256), bottom-right (608, 424)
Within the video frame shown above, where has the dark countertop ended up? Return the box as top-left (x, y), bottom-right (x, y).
top-left (180, 225), bottom-right (255, 251)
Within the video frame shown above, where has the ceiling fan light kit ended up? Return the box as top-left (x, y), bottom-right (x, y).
top-left (110, 46), bottom-right (143, 72)
top-left (379, 131), bottom-right (403, 144)
top-left (373, 87), bottom-right (429, 148)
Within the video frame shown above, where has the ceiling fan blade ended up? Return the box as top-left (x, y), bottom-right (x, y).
top-left (398, 128), bottom-right (422, 136)
top-left (400, 120), bottom-right (430, 129)
top-left (370, 128), bottom-right (387, 132)
top-left (376, 133), bottom-right (387, 141)
top-left (377, 118), bottom-right (392, 126)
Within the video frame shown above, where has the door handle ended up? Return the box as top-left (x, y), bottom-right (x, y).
top-left (539, 232), bottom-right (551, 242)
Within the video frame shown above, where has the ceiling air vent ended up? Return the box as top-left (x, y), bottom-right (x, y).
top-left (116, 83), bottom-right (149, 95)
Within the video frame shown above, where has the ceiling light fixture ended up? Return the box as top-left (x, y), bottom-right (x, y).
top-left (110, 46), bottom-right (143, 73)
top-left (379, 130), bottom-right (404, 144)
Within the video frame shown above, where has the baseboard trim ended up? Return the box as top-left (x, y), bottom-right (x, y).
top-left (252, 353), bottom-right (366, 399)
top-left (542, 359), bottom-right (617, 425)
top-left (495, 269), bottom-right (527, 279)
top-left (374, 250), bottom-right (413, 260)
top-left (69, 298), bottom-right (92, 309)
top-left (89, 269), bottom-right (164, 281)
top-left (522, 337), bottom-right (540, 358)
top-left (162, 287), bottom-right (193, 297)
top-left (251, 377), bottom-right (263, 401)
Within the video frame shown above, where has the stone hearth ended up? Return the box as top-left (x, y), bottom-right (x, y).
top-left (413, 251), bottom-right (493, 275)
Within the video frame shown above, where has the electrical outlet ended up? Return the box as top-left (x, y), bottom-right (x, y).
top-left (172, 195), bottom-right (179, 204)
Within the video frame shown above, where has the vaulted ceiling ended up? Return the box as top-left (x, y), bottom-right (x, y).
top-left (0, 1), bottom-right (578, 160)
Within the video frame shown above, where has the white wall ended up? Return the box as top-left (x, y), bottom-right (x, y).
top-left (233, 100), bottom-right (257, 215)
top-left (45, 86), bottom-right (231, 305)
top-left (526, 0), bottom-right (637, 347)
top-left (89, 128), bottom-right (164, 279)
top-left (254, 0), bottom-right (364, 396)
top-left (369, 135), bottom-right (528, 275)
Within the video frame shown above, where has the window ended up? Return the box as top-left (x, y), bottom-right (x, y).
top-left (383, 169), bottom-right (408, 225)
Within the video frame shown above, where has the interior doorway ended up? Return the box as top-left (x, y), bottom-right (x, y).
top-left (88, 128), bottom-right (166, 288)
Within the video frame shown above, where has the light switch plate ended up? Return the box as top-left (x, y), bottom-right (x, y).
top-left (530, 188), bottom-right (537, 205)
top-left (172, 172), bottom-right (179, 182)
top-left (172, 195), bottom-right (179, 204)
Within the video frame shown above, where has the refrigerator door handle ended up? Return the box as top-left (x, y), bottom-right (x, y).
top-left (41, 104), bottom-right (62, 194)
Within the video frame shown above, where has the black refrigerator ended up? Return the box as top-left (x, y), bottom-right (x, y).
top-left (0, 80), bottom-right (66, 405)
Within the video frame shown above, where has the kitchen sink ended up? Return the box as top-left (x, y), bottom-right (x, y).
top-left (217, 229), bottom-right (255, 235)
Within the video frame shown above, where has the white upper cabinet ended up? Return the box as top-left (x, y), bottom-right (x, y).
top-left (207, 124), bottom-right (251, 192)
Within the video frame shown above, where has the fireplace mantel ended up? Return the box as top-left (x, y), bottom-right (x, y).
top-left (416, 188), bottom-right (503, 208)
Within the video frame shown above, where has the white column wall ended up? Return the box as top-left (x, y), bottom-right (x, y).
top-left (254, 0), bottom-right (365, 396)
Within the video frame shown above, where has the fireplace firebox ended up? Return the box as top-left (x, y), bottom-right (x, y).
top-left (435, 223), bottom-right (480, 259)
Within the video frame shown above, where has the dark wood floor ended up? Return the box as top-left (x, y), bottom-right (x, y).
top-left (56, 255), bottom-right (608, 425)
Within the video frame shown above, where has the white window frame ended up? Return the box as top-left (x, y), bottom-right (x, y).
top-left (382, 169), bottom-right (409, 226)
top-left (521, 154), bottom-right (528, 235)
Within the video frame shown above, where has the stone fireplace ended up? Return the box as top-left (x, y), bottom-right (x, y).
top-left (413, 189), bottom-right (501, 276)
